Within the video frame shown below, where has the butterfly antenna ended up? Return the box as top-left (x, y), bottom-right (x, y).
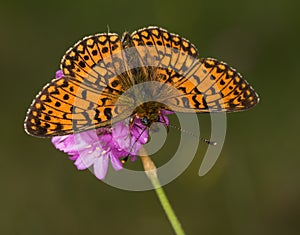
top-left (107, 24), bottom-right (110, 33)
top-left (168, 124), bottom-right (217, 146)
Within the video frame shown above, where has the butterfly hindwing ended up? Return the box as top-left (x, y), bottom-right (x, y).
top-left (157, 58), bottom-right (259, 112)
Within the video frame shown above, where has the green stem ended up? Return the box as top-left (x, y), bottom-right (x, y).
top-left (141, 153), bottom-right (186, 235)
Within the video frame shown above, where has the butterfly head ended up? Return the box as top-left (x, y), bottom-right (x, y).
top-left (140, 117), bottom-right (150, 126)
top-left (139, 114), bottom-right (160, 127)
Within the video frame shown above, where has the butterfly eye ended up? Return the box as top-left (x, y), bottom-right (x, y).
top-left (141, 117), bottom-right (149, 126)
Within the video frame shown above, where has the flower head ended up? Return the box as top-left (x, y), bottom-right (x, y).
top-left (52, 120), bottom-right (148, 180)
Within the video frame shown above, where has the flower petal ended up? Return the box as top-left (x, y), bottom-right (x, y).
top-left (110, 153), bottom-right (123, 171)
top-left (52, 135), bottom-right (79, 155)
top-left (93, 156), bottom-right (109, 180)
top-left (74, 150), bottom-right (97, 169)
top-left (113, 121), bottom-right (129, 138)
top-left (55, 70), bottom-right (64, 79)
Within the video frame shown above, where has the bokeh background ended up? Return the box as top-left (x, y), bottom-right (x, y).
top-left (1, 0), bottom-right (299, 234)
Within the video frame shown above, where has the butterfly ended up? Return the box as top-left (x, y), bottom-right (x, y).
top-left (24, 26), bottom-right (259, 137)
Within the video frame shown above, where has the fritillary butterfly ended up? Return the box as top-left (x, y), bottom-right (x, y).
top-left (24, 26), bottom-right (259, 137)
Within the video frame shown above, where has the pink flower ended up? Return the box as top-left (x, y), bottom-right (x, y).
top-left (52, 120), bottom-right (148, 180)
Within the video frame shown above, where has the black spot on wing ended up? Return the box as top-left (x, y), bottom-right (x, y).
top-left (104, 108), bottom-right (112, 120)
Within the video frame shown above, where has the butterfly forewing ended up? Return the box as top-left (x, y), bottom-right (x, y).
top-left (130, 26), bottom-right (198, 57)
top-left (129, 27), bottom-right (199, 78)
top-left (61, 33), bottom-right (129, 91)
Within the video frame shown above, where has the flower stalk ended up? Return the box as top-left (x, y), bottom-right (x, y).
top-left (140, 148), bottom-right (186, 235)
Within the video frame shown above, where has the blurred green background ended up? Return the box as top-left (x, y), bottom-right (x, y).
top-left (1, 0), bottom-right (299, 234)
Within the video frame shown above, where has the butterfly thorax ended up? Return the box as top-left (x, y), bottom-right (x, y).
top-left (133, 101), bottom-right (167, 127)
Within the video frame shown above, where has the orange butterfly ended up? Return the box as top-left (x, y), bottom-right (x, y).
top-left (24, 26), bottom-right (259, 137)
